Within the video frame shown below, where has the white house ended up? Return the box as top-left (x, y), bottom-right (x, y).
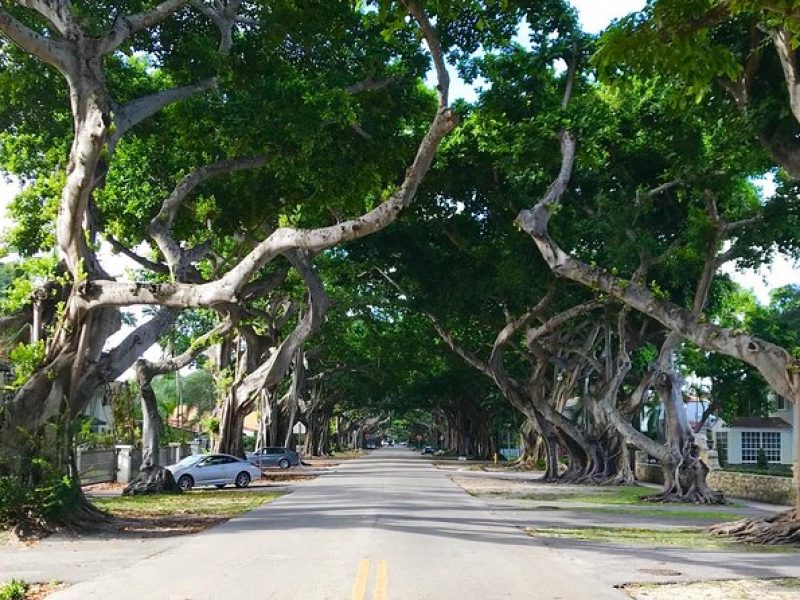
top-left (83, 385), bottom-right (115, 433)
top-left (712, 397), bottom-right (796, 466)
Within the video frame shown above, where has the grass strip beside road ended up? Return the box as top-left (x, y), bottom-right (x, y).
top-left (625, 578), bottom-right (800, 599)
top-left (576, 506), bottom-right (747, 521)
top-left (509, 485), bottom-right (659, 504)
top-left (91, 490), bottom-right (284, 537)
top-left (527, 526), bottom-right (797, 553)
top-left (93, 490), bottom-right (283, 517)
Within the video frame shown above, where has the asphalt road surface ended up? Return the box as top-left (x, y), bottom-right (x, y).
top-left (52, 448), bottom-right (624, 600)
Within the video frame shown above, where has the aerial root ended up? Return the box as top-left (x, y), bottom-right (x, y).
top-left (644, 486), bottom-right (726, 505)
top-left (709, 509), bottom-right (800, 546)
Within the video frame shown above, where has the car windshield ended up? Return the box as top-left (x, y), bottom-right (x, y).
top-left (174, 455), bottom-right (203, 467)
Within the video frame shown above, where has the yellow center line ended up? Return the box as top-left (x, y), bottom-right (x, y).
top-left (373, 559), bottom-right (389, 600)
top-left (351, 559), bottom-right (370, 600)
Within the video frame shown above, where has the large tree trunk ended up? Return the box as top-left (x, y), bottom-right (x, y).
top-left (645, 367), bottom-right (723, 503)
top-left (268, 388), bottom-right (280, 446)
top-left (301, 386), bottom-right (331, 458)
top-left (216, 391), bottom-right (247, 457)
top-left (583, 387), bottom-right (637, 485)
top-left (283, 348), bottom-right (306, 449)
top-left (517, 418), bottom-right (543, 467)
top-left (138, 376), bottom-right (162, 470)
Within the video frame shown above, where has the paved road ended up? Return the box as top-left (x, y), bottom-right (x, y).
top-left (50, 448), bottom-right (623, 600)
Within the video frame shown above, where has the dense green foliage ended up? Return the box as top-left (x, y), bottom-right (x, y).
top-left (0, 1), bottom-right (799, 520)
top-left (0, 579), bottom-right (27, 600)
top-left (0, 473), bottom-right (81, 528)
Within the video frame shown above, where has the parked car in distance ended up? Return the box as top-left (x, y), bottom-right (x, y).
top-left (166, 453), bottom-right (261, 491)
top-left (246, 447), bottom-right (301, 469)
top-left (421, 446), bottom-right (435, 455)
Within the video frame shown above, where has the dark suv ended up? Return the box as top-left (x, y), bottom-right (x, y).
top-left (247, 447), bottom-right (301, 469)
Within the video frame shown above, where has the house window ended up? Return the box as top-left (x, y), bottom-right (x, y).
top-left (776, 396), bottom-right (786, 411)
top-left (741, 431), bottom-right (759, 463)
top-left (741, 431), bottom-right (782, 463)
top-left (0, 367), bottom-right (13, 403)
top-left (761, 431), bottom-right (781, 462)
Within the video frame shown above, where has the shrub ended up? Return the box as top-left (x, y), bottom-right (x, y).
top-left (723, 463), bottom-right (793, 477)
top-left (0, 474), bottom-right (80, 528)
top-left (0, 579), bottom-right (28, 600)
top-left (242, 434), bottom-right (256, 453)
top-left (756, 447), bottom-right (769, 470)
top-left (716, 446), bottom-right (727, 467)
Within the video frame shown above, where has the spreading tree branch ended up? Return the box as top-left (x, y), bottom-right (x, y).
top-left (72, 1), bottom-right (457, 320)
top-left (231, 250), bottom-right (329, 411)
top-left (0, 7), bottom-right (70, 70)
top-left (111, 78), bottom-right (218, 147)
top-left (101, 0), bottom-right (192, 54)
top-left (148, 155), bottom-right (269, 278)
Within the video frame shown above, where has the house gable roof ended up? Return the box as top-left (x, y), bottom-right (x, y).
top-left (730, 416), bottom-right (792, 430)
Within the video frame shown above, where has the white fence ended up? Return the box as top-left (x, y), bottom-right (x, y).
top-left (77, 443), bottom-right (193, 485)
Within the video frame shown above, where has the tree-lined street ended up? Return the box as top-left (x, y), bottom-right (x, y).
top-left (45, 449), bottom-right (619, 599)
top-left (2, 1), bottom-right (800, 596)
top-left (0, 449), bottom-right (787, 600)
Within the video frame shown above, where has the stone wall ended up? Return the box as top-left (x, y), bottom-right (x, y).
top-left (634, 458), bottom-right (664, 485)
top-left (634, 451), bottom-right (796, 506)
top-left (77, 448), bottom-right (117, 484)
top-left (707, 470), bottom-right (796, 506)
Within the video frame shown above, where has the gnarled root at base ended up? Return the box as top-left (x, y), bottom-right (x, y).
top-left (645, 486), bottom-right (726, 504)
top-left (709, 509), bottom-right (800, 546)
top-left (58, 491), bottom-right (114, 528)
top-left (537, 468), bottom-right (636, 486)
top-left (123, 465), bottom-right (182, 496)
top-left (645, 449), bottom-right (726, 504)
top-left (12, 489), bottom-right (112, 542)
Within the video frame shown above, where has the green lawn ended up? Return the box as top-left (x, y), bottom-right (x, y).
top-left (519, 485), bottom-right (659, 504)
top-left (92, 490), bottom-right (283, 518)
top-left (527, 525), bottom-right (797, 552)
top-left (0, 530), bottom-right (9, 546)
top-left (578, 506), bottom-right (747, 521)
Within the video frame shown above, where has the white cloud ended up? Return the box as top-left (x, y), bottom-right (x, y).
top-left (723, 253), bottom-right (799, 305)
top-left (570, 0), bottom-right (645, 33)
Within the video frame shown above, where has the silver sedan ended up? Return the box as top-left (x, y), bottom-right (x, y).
top-left (166, 453), bottom-right (262, 491)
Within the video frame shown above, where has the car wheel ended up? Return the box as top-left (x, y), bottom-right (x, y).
top-left (177, 475), bottom-right (194, 491)
top-left (215, 484), bottom-right (226, 489)
top-left (235, 472), bottom-right (251, 488)
top-left (278, 458), bottom-right (290, 469)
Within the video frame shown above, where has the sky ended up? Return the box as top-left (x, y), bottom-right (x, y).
top-left (572, 0), bottom-right (645, 33)
top-left (0, 0), bottom-right (796, 377)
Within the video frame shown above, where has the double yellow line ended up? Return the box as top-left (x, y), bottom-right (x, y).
top-left (351, 558), bottom-right (388, 600)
